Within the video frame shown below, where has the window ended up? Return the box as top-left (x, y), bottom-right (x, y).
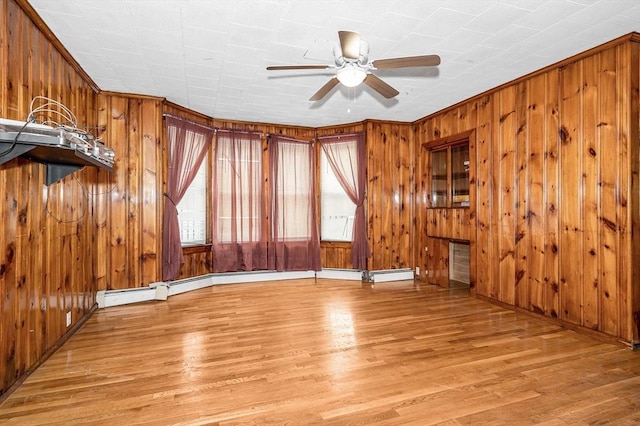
top-left (320, 148), bottom-right (356, 241)
top-left (214, 131), bottom-right (263, 244)
top-left (176, 153), bottom-right (208, 245)
top-left (272, 139), bottom-right (315, 241)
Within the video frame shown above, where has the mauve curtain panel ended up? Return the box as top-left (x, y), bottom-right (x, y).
top-left (162, 116), bottom-right (212, 281)
top-left (319, 133), bottom-right (370, 269)
top-left (268, 135), bottom-right (321, 271)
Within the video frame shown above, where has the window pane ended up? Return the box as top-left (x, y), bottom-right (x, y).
top-left (430, 149), bottom-right (447, 207)
top-left (177, 154), bottom-right (207, 245)
top-left (451, 144), bottom-right (469, 207)
top-left (320, 149), bottom-right (356, 241)
top-left (274, 141), bottom-right (313, 241)
top-left (215, 134), bottom-right (262, 243)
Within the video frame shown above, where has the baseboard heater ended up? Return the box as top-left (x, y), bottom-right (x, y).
top-left (315, 268), bottom-right (363, 280)
top-left (97, 270), bottom-right (315, 308)
top-left (366, 268), bottom-right (414, 283)
top-left (97, 268), bottom-right (410, 308)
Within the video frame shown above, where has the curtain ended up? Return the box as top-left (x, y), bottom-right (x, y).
top-left (319, 133), bottom-right (370, 269)
top-left (162, 116), bottom-right (213, 281)
top-left (268, 135), bottom-right (321, 271)
top-left (212, 130), bottom-right (267, 272)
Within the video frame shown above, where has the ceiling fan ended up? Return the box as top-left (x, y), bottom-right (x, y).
top-left (267, 30), bottom-right (441, 101)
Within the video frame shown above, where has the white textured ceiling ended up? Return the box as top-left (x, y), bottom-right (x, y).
top-left (29, 0), bottom-right (640, 127)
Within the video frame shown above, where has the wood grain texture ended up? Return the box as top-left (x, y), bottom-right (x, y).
top-left (0, 0), bottom-right (99, 396)
top-left (366, 121), bottom-right (414, 271)
top-left (414, 35), bottom-right (640, 346)
top-left (425, 208), bottom-right (470, 240)
top-left (96, 94), bottom-right (164, 290)
top-left (2, 279), bottom-right (639, 425)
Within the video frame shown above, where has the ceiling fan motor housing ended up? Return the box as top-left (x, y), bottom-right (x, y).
top-left (333, 39), bottom-right (370, 68)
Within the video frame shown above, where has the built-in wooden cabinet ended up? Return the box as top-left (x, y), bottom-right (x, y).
top-left (422, 131), bottom-right (472, 288)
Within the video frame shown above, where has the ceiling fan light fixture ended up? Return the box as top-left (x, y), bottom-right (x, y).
top-left (337, 65), bottom-right (367, 87)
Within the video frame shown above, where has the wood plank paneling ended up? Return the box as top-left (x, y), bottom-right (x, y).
top-left (545, 71), bottom-right (561, 320)
top-left (414, 34), bottom-right (640, 346)
top-left (475, 96), bottom-right (492, 297)
top-left (319, 242), bottom-right (353, 270)
top-left (559, 60), bottom-right (583, 325)
top-left (497, 86), bottom-right (517, 306)
top-left (97, 93), bottom-right (164, 290)
top-left (598, 47), bottom-right (620, 336)
top-left (425, 208), bottom-right (470, 240)
top-left (628, 41), bottom-right (640, 344)
top-left (425, 237), bottom-right (449, 287)
top-left (366, 121), bottom-right (414, 271)
top-left (515, 80), bottom-right (529, 309)
top-left (1, 0), bottom-right (99, 396)
top-left (527, 74), bottom-right (546, 316)
top-left (582, 54), bottom-right (599, 330)
top-left (615, 42), bottom-right (636, 343)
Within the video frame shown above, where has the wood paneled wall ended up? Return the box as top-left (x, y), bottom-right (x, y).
top-left (414, 35), bottom-right (640, 346)
top-left (0, 0), bottom-right (100, 396)
top-left (425, 208), bottom-right (470, 240)
top-left (95, 93), bottom-right (164, 290)
top-left (365, 121), bottom-right (415, 271)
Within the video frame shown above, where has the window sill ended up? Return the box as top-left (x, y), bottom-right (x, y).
top-left (182, 244), bottom-right (212, 255)
top-left (320, 241), bottom-right (352, 248)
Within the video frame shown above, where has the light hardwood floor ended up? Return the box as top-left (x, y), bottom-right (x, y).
top-left (1, 279), bottom-right (639, 425)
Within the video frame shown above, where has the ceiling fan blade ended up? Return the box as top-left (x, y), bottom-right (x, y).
top-left (267, 64), bottom-right (332, 71)
top-left (309, 77), bottom-right (339, 101)
top-left (363, 74), bottom-right (399, 99)
top-left (372, 54), bottom-right (441, 69)
top-left (338, 30), bottom-right (360, 60)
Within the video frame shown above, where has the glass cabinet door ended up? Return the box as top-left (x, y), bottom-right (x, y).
top-left (428, 142), bottom-right (469, 208)
top-left (451, 144), bottom-right (469, 207)
top-left (430, 149), bottom-right (448, 207)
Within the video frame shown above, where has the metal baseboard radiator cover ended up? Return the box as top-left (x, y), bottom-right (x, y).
top-left (365, 268), bottom-right (414, 283)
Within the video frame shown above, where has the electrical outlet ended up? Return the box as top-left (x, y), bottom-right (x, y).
top-left (415, 266), bottom-right (420, 275)
top-left (66, 311), bottom-right (72, 327)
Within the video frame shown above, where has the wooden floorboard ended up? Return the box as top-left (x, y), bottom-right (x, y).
top-left (1, 278), bottom-right (639, 425)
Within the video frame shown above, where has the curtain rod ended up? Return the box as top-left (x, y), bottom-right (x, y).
top-left (217, 128), bottom-right (263, 136)
top-left (317, 132), bottom-right (364, 140)
top-left (267, 134), bottom-right (310, 143)
top-left (163, 113), bottom-right (215, 131)
top-left (163, 113), bottom-right (263, 136)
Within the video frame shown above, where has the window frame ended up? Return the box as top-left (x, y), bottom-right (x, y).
top-left (176, 149), bottom-right (212, 248)
top-left (318, 146), bottom-right (357, 242)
